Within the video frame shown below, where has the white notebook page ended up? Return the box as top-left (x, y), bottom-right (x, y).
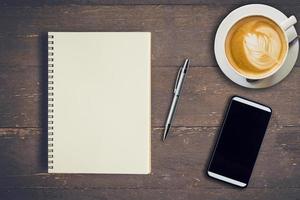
top-left (48, 32), bottom-right (151, 174)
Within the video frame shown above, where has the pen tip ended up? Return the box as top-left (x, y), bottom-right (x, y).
top-left (162, 133), bottom-right (166, 142)
top-left (162, 125), bottom-right (170, 142)
top-left (162, 134), bottom-right (166, 142)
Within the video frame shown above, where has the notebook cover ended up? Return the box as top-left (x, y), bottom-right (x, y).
top-left (48, 32), bottom-right (151, 174)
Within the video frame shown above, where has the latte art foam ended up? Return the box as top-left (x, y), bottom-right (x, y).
top-left (225, 16), bottom-right (287, 78)
top-left (244, 30), bottom-right (281, 70)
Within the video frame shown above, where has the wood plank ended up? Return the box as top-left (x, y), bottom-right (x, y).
top-left (0, 64), bottom-right (46, 128)
top-left (0, 188), bottom-right (300, 200)
top-left (153, 67), bottom-right (300, 127)
top-left (0, 5), bottom-right (300, 67)
top-left (1, 0), bottom-right (300, 6)
top-left (1, 66), bottom-right (299, 127)
top-left (0, 127), bottom-right (298, 188)
top-left (0, 3), bottom-right (298, 199)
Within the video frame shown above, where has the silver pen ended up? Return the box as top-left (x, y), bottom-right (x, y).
top-left (162, 59), bottom-right (190, 141)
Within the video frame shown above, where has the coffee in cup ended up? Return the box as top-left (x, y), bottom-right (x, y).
top-left (225, 16), bottom-right (288, 79)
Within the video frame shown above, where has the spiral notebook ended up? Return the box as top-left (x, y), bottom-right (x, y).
top-left (48, 32), bottom-right (151, 174)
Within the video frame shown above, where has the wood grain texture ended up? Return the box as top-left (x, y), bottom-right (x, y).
top-left (1, 0), bottom-right (300, 6)
top-left (0, 2), bottom-right (299, 200)
top-left (0, 127), bottom-right (299, 188)
top-left (1, 66), bottom-right (299, 127)
top-left (1, 188), bottom-right (300, 200)
top-left (0, 5), bottom-right (299, 67)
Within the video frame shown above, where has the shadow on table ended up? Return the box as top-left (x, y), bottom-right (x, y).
top-left (38, 32), bottom-right (50, 173)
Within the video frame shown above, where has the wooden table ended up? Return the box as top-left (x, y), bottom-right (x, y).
top-left (0, 1), bottom-right (299, 199)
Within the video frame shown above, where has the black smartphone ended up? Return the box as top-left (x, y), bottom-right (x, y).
top-left (207, 96), bottom-right (272, 188)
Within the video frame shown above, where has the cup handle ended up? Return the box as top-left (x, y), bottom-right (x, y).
top-left (280, 15), bottom-right (297, 42)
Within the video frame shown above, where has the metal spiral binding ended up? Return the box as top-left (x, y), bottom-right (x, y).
top-left (48, 34), bottom-right (54, 170)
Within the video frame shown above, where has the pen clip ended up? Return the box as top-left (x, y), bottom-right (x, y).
top-left (174, 67), bottom-right (182, 93)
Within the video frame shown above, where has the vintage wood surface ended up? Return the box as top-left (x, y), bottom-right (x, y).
top-left (0, 2), bottom-right (299, 200)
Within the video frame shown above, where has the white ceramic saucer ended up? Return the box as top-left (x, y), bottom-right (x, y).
top-left (214, 4), bottom-right (299, 89)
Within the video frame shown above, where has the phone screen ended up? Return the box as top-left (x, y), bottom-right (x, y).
top-left (208, 96), bottom-right (272, 186)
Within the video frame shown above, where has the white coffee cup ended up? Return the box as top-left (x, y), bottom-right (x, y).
top-left (223, 14), bottom-right (297, 80)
